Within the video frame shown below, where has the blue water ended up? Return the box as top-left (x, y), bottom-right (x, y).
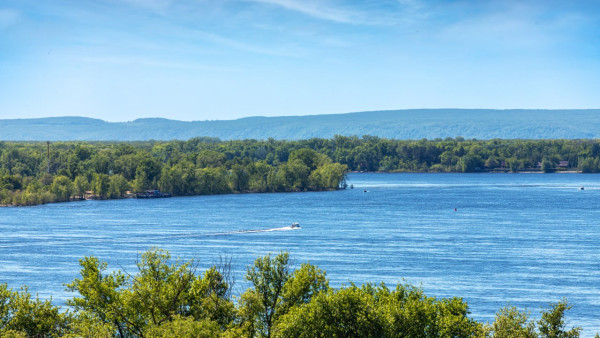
top-left (1, 173), bottom-right (599, 334)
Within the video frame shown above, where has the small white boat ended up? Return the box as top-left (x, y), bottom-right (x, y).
top-left (290, 222), bottom-right (301, 229)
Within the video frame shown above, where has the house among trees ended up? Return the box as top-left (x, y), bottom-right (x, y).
top-left (537, 160), bottom-right (569, 171)
top-left (84, 190), bottom-right (97, 200)
top-left (536, 161), bottom-right (569, 167)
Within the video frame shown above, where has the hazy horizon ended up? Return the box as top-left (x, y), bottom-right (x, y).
top-left (2, 107), bottom-right (600, 124)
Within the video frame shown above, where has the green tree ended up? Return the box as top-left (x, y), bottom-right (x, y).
top-left (276, 281), bottom-right (482, 338)
top-left (0, 175), bottom-right (22, 190)
top-left (277, 263), bottom-right (329, 317)
top-left (108, 174), bottom-right (129, 198)
top-left (275, 160), bottom-right (310, 191)
top-left (133, 157), bottom-right (162, 192)
top-left (158, 161), bottom-right (195, 196)
top-left (247, 161), bottom-right (273, 192)
top-left (542, 159), bottom-right (555, 173)
top-left (308, 162), bottom-right (347, 190)
top-left (538, 299), bottom-right (581, 338)
top-left (485, 156), bottom-right (500, 169)
top-left (195, 168), bottom-right (230, 195)
top-left (66, 248), bottom-right (234, 337)
top-left (196, 150), bottom-right (226, 168)
top-left (289, 148), bottom-right (328, 171)
top-left (492, 306), bottom-right (537, 338)
top-left (187, 264), bottom-right (235, 329)
top-left (91, 173), bottom-right (110, 199)
top-left (243, 252), bottom-right (290, 337)
top-left (0, 284), bottom-right (70, 337)
top-left (229, 164), bottom-right (250, 192)
top-left (274, 284), bottom-right (387, 338)
top-left (63, 311), bottom-right (113, 338)
top-left (132, 171), bottom-right (149, 193)
top-left (379, 283), bottom-right (481, 337)
top-left (507, 158), bottom-right (521, 173)
top-left (146, 316), bottom-right (221, 338)
top-left (73, 175), bottom-right (89, 199)
top-left (50, 175), bottom-right (73, 202)
top-left (125, 249), bottom-right (198, 330)
top-left (577, 157), bottom-right (598, 173)
top-left (65, 256), bottom-right (128, 336)
top-left (459, 153), bottom-right (482, 172)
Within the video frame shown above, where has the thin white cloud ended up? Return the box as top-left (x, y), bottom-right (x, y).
top-left (191, 30), bottom-right (304, 57)
top-left (113, 0), bottom-right (174, 14)
top-left (81, 55), bottom-right (235, 72)
top-left (0, 8), bottom-right (20, 29)
top-left (248, 0), bottom-right (361, 24)
top-left (436, 2), bottom-right (581, 51)
top-left (248, 0), bottom-right (437, 26)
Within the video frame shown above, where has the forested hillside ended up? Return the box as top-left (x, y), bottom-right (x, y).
top-left (2, 109), bottom-right (600, 141)
top-left (2, 137), bottom-right (600, 206)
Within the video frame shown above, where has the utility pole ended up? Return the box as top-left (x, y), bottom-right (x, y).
top-left (47, 141), bottom-right (50, 173)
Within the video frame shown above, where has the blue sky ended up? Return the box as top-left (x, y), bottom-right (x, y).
top-left (0, 0), bottom-right (599, 121)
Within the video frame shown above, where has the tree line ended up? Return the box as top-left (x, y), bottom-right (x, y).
top-left (325, 136), bottom-right (600, 173)
top-left (0, 248), bottom-right (588, 337)
top-left (0, 138), bottom-right (347, 206)
top-left (3, 136), bottom-right (600, 206)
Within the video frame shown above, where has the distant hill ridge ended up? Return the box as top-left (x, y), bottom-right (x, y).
top-left (1, 109), bottom-right (599, 141)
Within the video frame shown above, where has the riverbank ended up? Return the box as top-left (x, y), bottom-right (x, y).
top-left (3, 168), bottom-right (591, 207)
top-left (351, 169), bottom-right (584, 174)
top-left (0, 185), bottom-right (346, 207)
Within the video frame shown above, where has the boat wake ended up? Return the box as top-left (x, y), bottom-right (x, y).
top-left (161, 225), bottom-right (300, 240)
top-left (0, 226), bottom-right (301, 249)
top-left (214, 226), bottom-right (299, 236)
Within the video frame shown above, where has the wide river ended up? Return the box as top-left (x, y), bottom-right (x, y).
top-left (1, 173), bottom-right (599, 334)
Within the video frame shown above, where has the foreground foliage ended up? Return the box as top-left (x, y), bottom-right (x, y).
top-left (0, 249), bottom-right (590, 337)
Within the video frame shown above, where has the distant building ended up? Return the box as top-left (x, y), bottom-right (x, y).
top-left (84, 190), bottom-right (97, 200)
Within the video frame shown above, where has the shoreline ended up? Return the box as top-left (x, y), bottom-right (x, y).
top-left (351, 170), bottom-right (584, 174)
top-left (1, 171), bottom-right (589, 207)
top-left (0, 186), bottom-right (343, 208)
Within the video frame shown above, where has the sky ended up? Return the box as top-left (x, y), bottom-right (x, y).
top-left (0, 0), bottom-right (599, 122)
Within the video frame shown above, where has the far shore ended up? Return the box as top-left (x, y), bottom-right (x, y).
top-left (351, 170), bottom-right (584, 174)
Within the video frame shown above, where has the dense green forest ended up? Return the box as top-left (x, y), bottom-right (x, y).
top-left (0, 138), bottom-right (348, 206)
top-left (0, 249), bottom-right (588, 337)
top-left (2, 136), bottom-right (600, 206)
